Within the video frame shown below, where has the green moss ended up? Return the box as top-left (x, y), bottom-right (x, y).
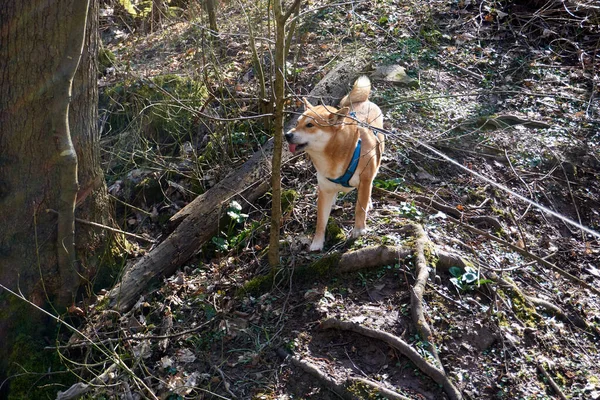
top-left (95, 295), bottom-right (110, 312)
top-left (302, 253), bottom-right (341, 278)
top-left (238, 253), bottom-right (342, 297)
top-left (326, 217), bottom-right (346, 246)
top-left (510, 290), bottom-right (539, 327)
top-left (281, 190), bottom-right (298, 214)
top-left (239, 268), bottom-right (277, 297)
top-left (423, 240), bottom-right (439, 267)
top-left (2, 298), bottom-right (76, 399)
top-left (98, 47), bottom-right (116, 71)
top-left (407, 184), bottom-right (424, 194)
top-left (347, 380), bottom-right (385, 399)
top-left (490, 205), bottom-right (506, 217)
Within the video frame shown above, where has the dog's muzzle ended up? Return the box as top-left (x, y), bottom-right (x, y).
top-left (285, 131), bottom-right (307, 154)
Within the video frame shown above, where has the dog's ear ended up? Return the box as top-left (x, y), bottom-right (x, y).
top-left (328, 107), bottom-right (350, 125)
top-left (302, 98), bottom-right (315, 110)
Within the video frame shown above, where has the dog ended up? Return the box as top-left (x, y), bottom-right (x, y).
top-left (285, 76), bottom-right (385, 251)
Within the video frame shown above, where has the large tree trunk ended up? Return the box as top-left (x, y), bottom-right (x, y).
top-left (0, 1), bottom-right (108, 396)
top-left (107, 52), bottom-right (371, 312)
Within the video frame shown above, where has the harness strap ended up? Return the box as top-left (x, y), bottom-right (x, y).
top-left (327, 139), bottom-right (361, 188)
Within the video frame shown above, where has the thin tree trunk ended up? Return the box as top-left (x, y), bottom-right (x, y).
top-left (268, 0), bottom-right (301, 267)
top-left (206, 0), bottom-right (218, 32)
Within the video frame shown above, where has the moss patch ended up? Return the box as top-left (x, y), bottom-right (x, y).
top-left (325, 217), bottom-right (346, 246)
top-left (2, 297), bottom-right (75, 399)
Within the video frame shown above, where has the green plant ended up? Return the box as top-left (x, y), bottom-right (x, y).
top-left (399, 201), bottom-right (422, 219)
top-left (374, 177), bottom-right (405, 190)
top-left (211, 201), bottom-right (249, 252)
top-left (449, 266), bottom-right (493, 292)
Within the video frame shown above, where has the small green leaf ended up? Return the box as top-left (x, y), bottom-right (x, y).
top-left (462, 272), bottom-right (477, 283)
top-left (449, 277), bottom-right (461, 288)
top-left (212, 236), bottom-right (229, 251)
top-left (449, 266), bottom-right (463, 277)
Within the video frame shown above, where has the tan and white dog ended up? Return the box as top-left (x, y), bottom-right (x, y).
top-left (285, 76), bottom-right (384, 251)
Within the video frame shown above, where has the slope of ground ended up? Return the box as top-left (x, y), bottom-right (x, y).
top-left (57, 1), bottom-right (600, 399)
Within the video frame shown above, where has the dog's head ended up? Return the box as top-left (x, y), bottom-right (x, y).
top-left (285, 98), bottom-right (349, 155)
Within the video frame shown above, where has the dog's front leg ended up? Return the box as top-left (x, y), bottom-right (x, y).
top-left (351, 182), bottom-right (372, 238)
top-left (310, 187), bottom-right (337, 251)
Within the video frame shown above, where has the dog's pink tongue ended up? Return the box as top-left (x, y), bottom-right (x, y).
top-left (288, 143), bottom-right (297, 153)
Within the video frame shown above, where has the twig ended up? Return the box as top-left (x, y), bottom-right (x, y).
top-left (47, 209), bottom-right (156, 243)
top-left (211, 363), bottom-right (238, 399)
top-left (447, 214), bottom-right (600, 296)
top-left (45, 318), bottom-right (214, 350)
top-left (441, 60), bottom-right (484, 80)
top-left (0, 284), bottom-right (159, 400)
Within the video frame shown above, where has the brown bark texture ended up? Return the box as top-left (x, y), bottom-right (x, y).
top-left (0, 0), bottom-right (107, 394)
top-left (107, 51), bottom-right (371, 312)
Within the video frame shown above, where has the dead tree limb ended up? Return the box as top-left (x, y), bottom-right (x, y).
top-left (107, 53), bottom-right (371, 312)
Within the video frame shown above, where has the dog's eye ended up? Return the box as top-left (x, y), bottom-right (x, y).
top-left (306, 122), bottom-right (314, 128)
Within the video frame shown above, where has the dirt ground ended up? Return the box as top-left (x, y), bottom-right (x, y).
top-left (62, 1), bottom-right (600, 399)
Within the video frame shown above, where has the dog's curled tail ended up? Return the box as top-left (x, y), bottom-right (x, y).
top-left (340, 76), bottom-right (371, 107)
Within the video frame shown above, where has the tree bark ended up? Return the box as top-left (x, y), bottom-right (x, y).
top-left (107, 51), bottom-right (371, 312)
top-left (206, 0), bottom-right (218, 32)
top-left (0, 0), bottom-right (108, 395)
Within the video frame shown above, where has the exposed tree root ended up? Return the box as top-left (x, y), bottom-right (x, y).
top-left (320, 319), bottom-right (462, 400)
top-left (271, 224), bottom-right (463, 399)
top-left (398, 224), bottom-right (443, 370)
top-left (374, 187), bottom-right (503, 232)
top-left (493, 273), bottom-right (599, 336)
top-left (277, 347), bottom-right (413, 400)
top-left (536, 359), bottom-right (568, 400)
top-left (276, 347), bottom-right (350, 399)
top-left (337, 246), bottom-right (411, 273)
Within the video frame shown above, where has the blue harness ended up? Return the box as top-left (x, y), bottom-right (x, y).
top-left (327, 138), bottom-right (361, 188)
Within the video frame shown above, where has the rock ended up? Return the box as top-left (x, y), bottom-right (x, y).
top-left (372, 65), bottom-right (419, 88)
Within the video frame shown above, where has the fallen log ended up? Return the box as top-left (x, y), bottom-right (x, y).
top-left (107, 52), bottom-right (371, 312)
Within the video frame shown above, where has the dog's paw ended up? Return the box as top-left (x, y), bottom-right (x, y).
top-left (351, 227), bottom-right (368, 238)
top-left (309, 239), bottom-right (324, 252)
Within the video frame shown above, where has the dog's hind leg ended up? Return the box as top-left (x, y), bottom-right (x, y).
top-left (310, 188), bottom-right (337, 251)
top-left (351, 182), bottom-right (372, 238)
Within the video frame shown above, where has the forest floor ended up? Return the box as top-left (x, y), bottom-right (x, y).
top-left (65, 1), bottom-right (599, 399)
